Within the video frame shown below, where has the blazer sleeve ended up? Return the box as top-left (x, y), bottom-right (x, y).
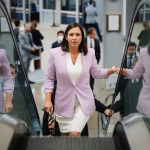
top-left (36, 30), bottom-right (44, 40)
top-left (44, 50), bottom-right (56, 93)
top-left (95, 98), bottom-right (107, 113)
top-left (126, 50), bottom-right (145, 79)
top-left (137, 30), bottom-right (143, 40)
top-left (89, 48), bottom-right (108, 79)
top-left (0, 50), bottom-right (14, 93)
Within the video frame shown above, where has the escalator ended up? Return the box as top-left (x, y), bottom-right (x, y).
top-left (0, 0), bottom-right (150, 150)
top-left (1, 112), bottom-right (150, 150)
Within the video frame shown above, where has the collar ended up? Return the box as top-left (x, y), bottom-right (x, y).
top-left (87, 36), bottom-right (94, 41)
top-left (127, 54), bottom-right (136, 59)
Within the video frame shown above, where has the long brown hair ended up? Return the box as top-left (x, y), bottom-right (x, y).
top-left (30, 20), bottom-right (38, 32)
top-left (61, 23), bottom-right (88, 55)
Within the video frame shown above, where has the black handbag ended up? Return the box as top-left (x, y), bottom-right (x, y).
top-left (42, 111), bottom-right (55, 136)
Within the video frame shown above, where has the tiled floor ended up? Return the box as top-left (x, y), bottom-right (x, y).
top-left (29, 23), bottom-right (121, 137)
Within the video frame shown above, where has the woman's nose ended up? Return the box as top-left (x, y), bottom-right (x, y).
top-left (72, 35), bottom-right (77, 39)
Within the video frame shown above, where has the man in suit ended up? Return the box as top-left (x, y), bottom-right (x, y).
top-left (51, 30), bottom-right (64, 48)
top-left (18, 23), bottom-right (37, 83)
top-left (85, 27), bottom-right (101, 91)
top-left (111, 42), bottom-right (143, 117)
top-left (13, 19), bottom-right (20, 42)
top-left (13, 19), bottom-right (20, 63)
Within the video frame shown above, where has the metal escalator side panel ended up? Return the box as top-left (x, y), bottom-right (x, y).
top-left (0, 114), bottom-right (30, 150)
top-left (113, 113), bottom-right (150, 150)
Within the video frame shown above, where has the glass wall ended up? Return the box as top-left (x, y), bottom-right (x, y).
top-left (11, 0), bottom-right (29, 8)
top-left (43, 0), bottom-right (56, 9)
top-left (61, 0), bottom-right (86, 12)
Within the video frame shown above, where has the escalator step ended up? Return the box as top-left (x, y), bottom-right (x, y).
top-left (25, 137), bottom-right (116, 150)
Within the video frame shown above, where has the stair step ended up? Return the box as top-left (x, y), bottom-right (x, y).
top-left (25, 137), bottom-right (116, 150)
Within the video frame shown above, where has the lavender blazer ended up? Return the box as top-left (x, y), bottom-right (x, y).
top-left (126, 48), bottom-right (150, 115)
top-left (0, 49), bottom-right (14, 111)
top-left (0, 49), bottom-right (14, 93)
top-left (44, 47), bottom-right (108, 118)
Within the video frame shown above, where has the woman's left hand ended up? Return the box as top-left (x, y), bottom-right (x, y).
top-left (3, 100), bottom-right (13, 113)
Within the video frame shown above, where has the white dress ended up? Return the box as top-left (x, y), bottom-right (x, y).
top-left (55, 53), bottom-right (90, 133)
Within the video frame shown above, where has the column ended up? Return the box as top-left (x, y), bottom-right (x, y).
top-left (22, 0), bottom-right (26, 22)
top-left (76, 0), bottom-right (79, 23)
top-left (123, 0), bottom-right (127, 39)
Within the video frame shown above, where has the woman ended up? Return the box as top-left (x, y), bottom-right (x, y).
top-left (116, 46), bottom-right (150, 115)
top-left (43, 23), bottom-right (115, 137)
top-left (0, 49), bottom-right (14, 113)
top-left (30, 20), bottom-right (44, 69)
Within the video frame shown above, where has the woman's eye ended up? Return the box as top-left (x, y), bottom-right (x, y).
top-left (76, 33), bottom-right (80, 36)
top-left (69, 33), bottom-right (74, 36)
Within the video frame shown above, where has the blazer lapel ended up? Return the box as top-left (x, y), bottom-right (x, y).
top-left (60, 50), bottom-right (73, 84)
top-left (75, 54), bottom-right (86, 86)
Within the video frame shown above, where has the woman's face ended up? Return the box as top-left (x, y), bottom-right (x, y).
top-left (66, 27), bottom-right (82, 49)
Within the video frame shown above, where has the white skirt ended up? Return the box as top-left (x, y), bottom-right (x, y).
top-left (55, 100), bottom-right (90, 133)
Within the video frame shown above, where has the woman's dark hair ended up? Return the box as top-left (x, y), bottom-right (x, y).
top-left (61, 23), bottom-right (88, 55)
top-left (30, 20), bottom-right (38, 31)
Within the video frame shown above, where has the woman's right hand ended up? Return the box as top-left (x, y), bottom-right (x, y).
top-left (115, 67), bottom-right (120, 74)
top-left (43, 99), bottom-right (53, 112)
top-left (104, 109), bottom-right (113, 117)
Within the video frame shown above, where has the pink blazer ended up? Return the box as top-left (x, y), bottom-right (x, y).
top-left (44, 47), bottom-right (108, 117)
top-left (0, 49), bottom-right (14, 93)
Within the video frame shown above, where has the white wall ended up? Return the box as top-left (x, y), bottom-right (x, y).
top-left (103, 0), bottom-right (124, 68)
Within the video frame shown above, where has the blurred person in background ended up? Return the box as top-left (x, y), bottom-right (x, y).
top-left (13, 19), bottom-right (20, 63)
top-left (85, 27), bottom-right (101, 91)
top-left (84, 0), bottom-right (102, 42)
top-left (31, 20), bottom-right (44, 70)
top-left (51, 30), bottom-right (65, 48)
top-left (13, 19), bottom-right (20, 42)
top-left (18, 23), bottom-right (37, 84)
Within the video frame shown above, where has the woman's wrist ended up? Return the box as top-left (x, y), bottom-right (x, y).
top-left (112, 66), bottom-right (116, 73)
top-left (5, 93), bottom-right (13, 101)
top-left (45, 99), bottom-right (51, 102)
